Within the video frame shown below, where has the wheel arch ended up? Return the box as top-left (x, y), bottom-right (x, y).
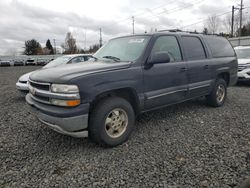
top-left (89, 87), bottom-right (141, 116)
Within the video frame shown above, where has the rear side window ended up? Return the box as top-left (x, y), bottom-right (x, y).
top-left (204, 36), bottom-right (235, 58)
top-left (181, 36), bottom-right (206, 61)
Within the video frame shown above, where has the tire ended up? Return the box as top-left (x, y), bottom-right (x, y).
top-left (206, 78), bottom-right (227, 107)
top-left (89, 97), bottom-right (135, 147)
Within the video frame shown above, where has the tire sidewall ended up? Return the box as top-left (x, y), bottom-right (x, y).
top-left (90, 97), bottom-right (135, 147)
top-left (214, 79), bottom-right (227, 106)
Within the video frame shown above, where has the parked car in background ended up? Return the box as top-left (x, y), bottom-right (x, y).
top-left (234, 46), bottom-right (250, 82)
top-left (37, 59), bottom-right (48, 66)
top-left (14, 60), bottom-right (25, 66)
top-left (26, 32), bottom-right (238, 147)
top-left (0, 61), bottom-right (11, 66)
top-left (16, 54), bottom-right (93, 93)
top-left (26, 59), bottom-right (36, 66)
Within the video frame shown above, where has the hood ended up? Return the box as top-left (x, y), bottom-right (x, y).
top-left (19, 71), bottom-right (36, 82)
top-left (29, 61), bottom-right (131, 83)
top-left (238, 58), bottom-right (250, 65)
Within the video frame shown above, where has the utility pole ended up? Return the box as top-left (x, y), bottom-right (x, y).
top-left (84, 29), bottom-right (87, 51)
top-left (239, 0), bottom-right (243, 37)
top-left (231, 6), bottom-right (235, 37)
top-left (132, 16), bottom-right (135, 35)
top-left (99, 28), bottom-right (102, 48)
top-left (53, 39), bottom-right (56, 55)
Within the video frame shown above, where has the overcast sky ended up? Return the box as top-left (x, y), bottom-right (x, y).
top-left (0, 0), bottom-right (249, 55)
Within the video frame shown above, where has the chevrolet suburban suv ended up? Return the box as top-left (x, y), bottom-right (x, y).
top-left (26, 32), bottom-right (238, 147)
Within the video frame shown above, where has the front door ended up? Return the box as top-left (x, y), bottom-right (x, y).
top-left (143, 35), bottom-right (188, 110)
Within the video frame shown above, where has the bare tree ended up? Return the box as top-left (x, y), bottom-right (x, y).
top-left (207, 15), bottom-right (220, 34)
top-left (62, 32), bottom-right (78, 54)
top-left (223, 14), bottom-right (232, 34)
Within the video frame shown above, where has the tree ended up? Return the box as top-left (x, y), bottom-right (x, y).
top-left (24, 39), bottom-right (42, 55)
top-left (239, 22), bottom-right (250, 36)
top-left (202, 27), bottom-right (208, 35)
top-left (62, 32), bottom-right (78, 54)
top-left (86, 44), bottom-right (100, 53)
top-left (222, 15), bottom-right (232, 36)
top-left (46, 39), bottom-right (54, 54)
top-left (207, 15), bottom-right (220, 34)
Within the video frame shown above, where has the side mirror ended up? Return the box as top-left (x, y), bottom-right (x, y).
top-left (148, 52), bottom-right (171, 64)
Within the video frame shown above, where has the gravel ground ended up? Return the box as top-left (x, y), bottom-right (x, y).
top-left (0, 66), bottom-right (250, 188)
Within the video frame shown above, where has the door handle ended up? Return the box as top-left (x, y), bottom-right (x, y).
top-left (180, 67), bottom-right (188, 72)
top-left (204, 65), bottom-right (209, 69)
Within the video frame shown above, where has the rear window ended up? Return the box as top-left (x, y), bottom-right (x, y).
top-left (204, 36), bottom-right (235, 58)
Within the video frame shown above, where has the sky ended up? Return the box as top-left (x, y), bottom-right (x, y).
top-left (0, 0), bottom-right (249, 55)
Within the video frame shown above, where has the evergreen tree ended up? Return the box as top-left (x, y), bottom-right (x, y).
top-left (46, 39), bottom-right (54, 54)
top-left (24, 39), bottom-right (42, 55)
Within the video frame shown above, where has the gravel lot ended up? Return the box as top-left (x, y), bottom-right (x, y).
top-left (0, 66), bottom-right (250, 188)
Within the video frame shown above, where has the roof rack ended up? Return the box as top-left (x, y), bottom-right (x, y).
top-left (158, 29), bottom-right (202, 34)
top-left (157, 29), bottom-right (221, 36)
top-left (158, 29), bottom-right (183, 32)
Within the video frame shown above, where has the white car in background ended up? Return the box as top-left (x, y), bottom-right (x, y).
top-left (16, 54), bottom-right (93, 93)
top-left (234, 46), bottom-right (250, 82)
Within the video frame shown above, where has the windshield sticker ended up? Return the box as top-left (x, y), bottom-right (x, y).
top-left (128, 39), bottom-right (145, 43)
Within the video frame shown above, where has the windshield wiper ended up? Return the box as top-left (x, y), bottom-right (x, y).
top-left (102, 56), bottom-right (120, 62)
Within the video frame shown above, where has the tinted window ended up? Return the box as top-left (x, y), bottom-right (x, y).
top-left (71, 57), bottom-right (84, 63)
top-left (151, 36), bottom-right (182, 62)
top-left (182, 36), bottom-right (206, 60)
top-left (204, 36), bottom-right (235, 58)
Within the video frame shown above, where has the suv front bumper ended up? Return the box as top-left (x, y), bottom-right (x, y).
top-left (16, 81), bottom-right (29, 92)
top-left (26, 93), bottom-right (89, 138)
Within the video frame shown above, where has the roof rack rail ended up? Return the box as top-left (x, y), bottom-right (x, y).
top-left (157, 29), bottom-right (221, 36)
top-left (158, 29), bottom-right (183, 32)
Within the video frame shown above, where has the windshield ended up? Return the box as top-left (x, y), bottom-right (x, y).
top-left (43, 56), bottom-right (72, 68)
top-left (235, 48), bottom-right (250, 59)
top-left (94, 36), bottom-right (150, 62)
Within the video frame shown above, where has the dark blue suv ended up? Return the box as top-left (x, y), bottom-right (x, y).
top-left (26, 32), bottom-right (238, 147)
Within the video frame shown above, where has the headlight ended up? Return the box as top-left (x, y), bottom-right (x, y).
top-left (51, 84), bottom-right (79, 93)
top-left (51, 99), bottom-right (81, 107)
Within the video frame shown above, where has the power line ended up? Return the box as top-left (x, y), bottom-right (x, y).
top-left (180, 6), bottom-right (250, 30)
top-left (115, 0), bottom-right (179, 23)
top-left (180, 11), bottom-right (232, 29)
top-left (137, 0), bottom-right (204, 20)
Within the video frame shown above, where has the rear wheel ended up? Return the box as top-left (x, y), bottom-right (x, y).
top-left (206, 78), bottom-right (227, 107)
top-left (89, 97), bottom-right (135, 147)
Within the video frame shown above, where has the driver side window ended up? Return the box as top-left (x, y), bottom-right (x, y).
top-left (151, 36), bottom-right (182, 62)
top-left (71, 57), bottom-right (83, 63)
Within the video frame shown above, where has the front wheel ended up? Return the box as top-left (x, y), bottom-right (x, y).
top-left (206, 78), bottom-right (227, 107)
top-left (89, 97), bottom-right (135, 147)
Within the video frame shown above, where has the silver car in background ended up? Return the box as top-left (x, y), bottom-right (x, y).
top-left (16, 54), bottom-right (93, 93)
top-left (234, 46), bottom-right (250, 82)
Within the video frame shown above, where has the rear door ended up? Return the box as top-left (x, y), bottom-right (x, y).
top-left (180, 36), bottom-right (212, 98)
top-left (143, 35), bottom-right (188, 109)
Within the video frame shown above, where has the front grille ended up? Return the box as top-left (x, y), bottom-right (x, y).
top-left (29, 80), bottom-right (50, 91)
top-left (32, 94), bottom-right (50, 103)
top-left (29, 80), bottom-right (51, 104)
